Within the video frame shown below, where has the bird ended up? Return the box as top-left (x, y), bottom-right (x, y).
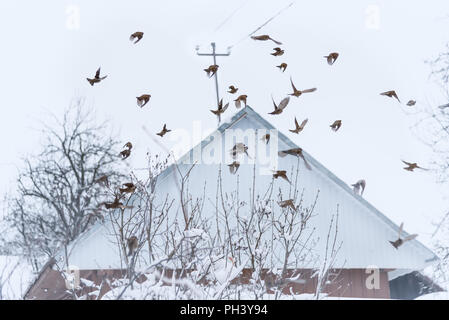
top-left (289, 117), bottom-right (308, 134)
top-left (273, 170), bottom-right (290, 183)
top-left (250, 34), bottom-right (282, 45)
top-left (289, 78), bottom-right (317, 97)
top-left (278, 148), bottom-right (312, 170)
top-left (268, 96), bottom-right (290, 115)
top-left (324, 52), bottom-right (339, 65)
top-left (330, 120), bottom-right (342, 132)
top-left (230, 143), bottom-right (248, 159)
top-left (119, 182), bottom-right (136, 194)
top-left (351, 179), bottom-right (366, 196)
top-left (127, 236), bottom-right (139, 256)
top-left (228, 85), bottom-right (238, 94)
top-left (261, 133), bottom-right (270, 144)
top-left (157, 124), bottom-right (171, 137)
top-left (380, 90), bottom-right (400, 103)
top-left (278, 199), bottom-right (296, 211)
top-left (271, 47), bottom-right (284, 56)
top-left (204, 64), bottom-right (219, 78)
top-left (228, 161), bottom-right (240, 174)
top-left (95, 175), bottom-right (109, 187)
top-left (406, 100), bottom-right (416, 106)
top-left (103, 196), bottom-right (133, 210)
top-left (234, 95), bottom-right (247, 109)
top-left (389, 223), bottom-right (418, 249)
top-left (402, 160), bottom-right (428, 172)
top-left (129, 31), bottom-right (144, 44)
top-left (210, 99), bottom-right (229, 119)
top-left (87, 67), bottom-right (107, 86)
top-left (277, 63), bottom-right (287, 72)
top-left (136, 94), bottom-right (151, 108)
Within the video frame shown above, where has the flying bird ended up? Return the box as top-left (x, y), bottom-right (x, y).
top-left (261, 133), bottom-right (270, 144)
top-left (289, 117), bottom-right (308, 134)
top-left (119, 149), bottom-right (131, 160)
top-left (278, 148), bottom-right (312, 170)
top-left (268, 96), bottom-right (290, 115)
top-left (402, 160), bottom-right (428, 172)
top-left (271, 47), bottom-right (284, 56)
top-left (157, 124), bottom-right (171, 137)
top-left (250, 35), bottom-right (282, 45)
top-left (228, 161), bottom-right (240, 174)
top-left (324, 52), bottom-right (339, 65)
top-left (204, 64), bottom-right (219, 78)
top-left (380, 90), bottom-right (400, 103)
top-left (119, 182), bottom-right (136, 194)
top-left (136, 94), bottom-right (151, 108)
top-left (273, 170), bottom-right (290, 183)
top-left (123, 142), bottom-right (133, 150)
top-left (289, 78), bottom-right (317, 97)
top-left (234, 95), bottom-right (247, 109)
top-left (277, 63), bottom-right (288, 72)
top-left (228, 85), bottom-right (238, 94)
top-left (127, 236), bottom-right (139, 256)
top-left (330, 120), bottom-right (342, 132)
top-left (351, 179), bottom-right (366, 196)
top-left (87, 67), bottom-right (107, 86)
top-left (278, 199), bottom-right (296, 211)
top-left (230, 143), bottom-right (249, 159)
top-left (406, 100), bottom-right (416, 106)
top-left (129, 31), bottom-right (144, 44)
top-left (389, 223), bottom-right (418, 249)
top-left (210, 99), bottom-right (229, 119)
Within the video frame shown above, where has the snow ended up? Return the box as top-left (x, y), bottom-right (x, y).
top-left (0, 256), bottom-right (35, 300)
top-left (415, 291), bottom-right (449, 300)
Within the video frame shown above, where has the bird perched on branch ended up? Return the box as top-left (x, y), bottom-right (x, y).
top-left (157, 124), bottom-right (171, 137)
top-left (271, 47), bottom-right (284, 56)
top-left (278, 148), bottom-right (312, 170)
top-left (406, 100), bottom-right (416, 106)
top-left (261, 133), bottom-right (270, 144)
top-left (204, 64), bottom-right (219, 78)
top-left (234, 95), bottom-right (247, 109)
top-left (289, 78), bottom-right (317, 97)
top-left (278, 199), bottom-right (296, 211)
top-left (119, 142), bottom-right (133, 160)
top-left (119, 182), bottom-right (136, 194)
top-left (251, 34), bottom-right (282, 45)
top-left (273, 170), bottom-right (290, 183)
top-left (324, 52), bottom-right (339, 65)
top-left (95, 175), bottom-right (109, 187)
top-left (129, 31), bottom-right (144, 44)
top-left (389, 223), bottom-right (418, 249)
top-left (87, 67), bottom-right (107, 86)
top-left (351, 179), bottom-right (366, 196)
top-left (210, 99), bottom-right (229, 119)
top-left (228, 161), bottom-right (240, 174)
top-left (228, 85), bottom-right (238, 94)
top-left (103, 196), bottom-right (133, 210)
top-left (127, 236), bottom-right (138, 256)
top-left (289, 117), bottom-right (308, 134)
top-left (380, 90), bottom-right (400, 103)
top-left (330, 120), bottom-right (342, 132)
top-left (136, 94), bottom-right (151, 108)
top-left (230, 143), bottom-right (249, 159)
top-left (402, 160), bottom-right (428, 172)
top-left (277, 63), bottom-right (287, 72)
top-left (268, 96), bottom-right (290, 115)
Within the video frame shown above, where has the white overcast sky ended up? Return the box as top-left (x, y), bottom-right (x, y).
top-left (1, 0), bottom-right (449, 248)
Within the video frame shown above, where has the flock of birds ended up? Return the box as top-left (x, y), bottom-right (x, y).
top-left (88, 31), bottom-right (420, 251)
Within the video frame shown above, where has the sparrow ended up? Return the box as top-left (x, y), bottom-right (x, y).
top-left (119, 182), bottom-right (136, 194)
top-left (268, 96), bottom-right (290, 115)
top-left (278, 199), bottom-right (296, 211)
top-left (95, 175), bottom-right (109, 187)
top-left (406, 100), bottom-right (416, 106)
top-left (261, 133), bottom-right (270, 144)
top-left (103, 196), bottom-right (133, 210)
top-left (402, 160), bottom-right (428, 172)
top-left (351, 179), bottom-right (366, 196)
top-left (157, 124), bottom-right (171, 137)
top-left (228, 85), bottom-right (238, 94)
top-left (230, 143), bottom-right (248, 158)
top-left (129, 31), bottom-right (144, 44)
top-left (289, 117), bottom-right (308, 134)
top-left (127, 236), bottom-right (139, 256)
top-left (123, 142), bottom-right (133, 150)
top-left (234, 95), bottom-right (247, 109)
top-left (250, 35), bottom-right (282, 45)
top-left (289, 77), bottom-right (317, 97)
top-left (210, 99), bottom-right (229, 118)
top-left (271, 47), bottom-right (284, 56)
top-left (277, 63), bottom-right (288, 72)
top-left (278, 148), bottom-right (312, 170)
top-left (380, 90), bottom-right (400, 103)
top-left (228, 161), bottom-right (240, 174)
top-left (87, 67), bottom-right (107, 86)
top-left (273, 170), bottom-right (290, 183)
top-left (324, 52), bottom-right (339, 65)
top-left (330, 120), bottom-right (342, 132)
top-left (136, 94), bottom-right (151, 108)
top-left (204, 64), bottom-right (219, 78)
top-left (389, 222), bottom-right (418, 249)
top-left (119, 149), bottom-right (131, 160)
